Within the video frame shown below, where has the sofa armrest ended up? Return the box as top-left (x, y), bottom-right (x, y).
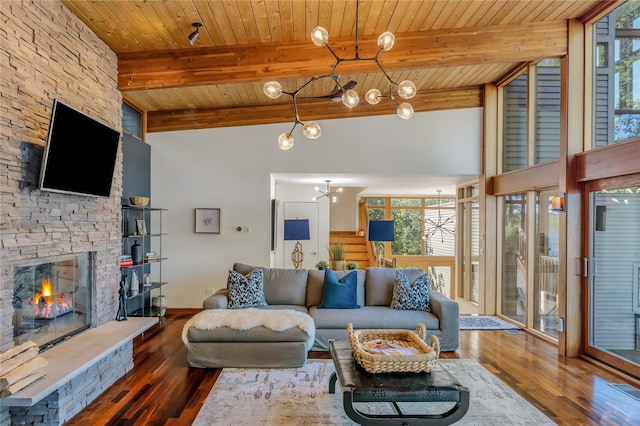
top-left (429, 291), bottom-right (459, 351)
top-left (203, 289), bottom-right (229, 309)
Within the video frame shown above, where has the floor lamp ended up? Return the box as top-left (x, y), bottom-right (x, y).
top-left (368, 220), bottom-right (395, 267)
top-left (284, 219), bottom-right (310, 269)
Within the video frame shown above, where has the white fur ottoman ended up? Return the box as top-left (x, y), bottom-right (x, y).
top-left (182, 308), bottom-right (316, 368)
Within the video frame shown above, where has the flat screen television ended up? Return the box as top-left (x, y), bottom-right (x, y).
top-left (39, 99), bottom-right (121, 197)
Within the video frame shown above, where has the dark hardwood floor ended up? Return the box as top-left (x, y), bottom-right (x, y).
top-left (65, 309), bottom-right (640, 425)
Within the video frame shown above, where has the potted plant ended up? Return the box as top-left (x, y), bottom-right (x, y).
top-left (329, 241), bottom-right (346, 271)
top-left (316, 260), bottom-right (328, 270)
top-left (347, 262), bottom-right (359, 270)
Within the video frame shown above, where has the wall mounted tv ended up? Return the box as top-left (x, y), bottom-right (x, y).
top-left (39, 99), bottom-right (121, 197)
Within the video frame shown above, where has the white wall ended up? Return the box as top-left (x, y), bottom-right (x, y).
top-left (148, 108), bottom-right (481, 307)
top-left (330, 187), bottom-right (365, 231)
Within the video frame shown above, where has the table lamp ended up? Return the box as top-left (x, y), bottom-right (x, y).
top-left (284, 219), bottom-right (310, 269)
top-left (368, 220), bottom-right (395, 267)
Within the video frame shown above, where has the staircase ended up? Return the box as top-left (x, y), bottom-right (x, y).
top-left (329, 231), bottom-right (374, 267)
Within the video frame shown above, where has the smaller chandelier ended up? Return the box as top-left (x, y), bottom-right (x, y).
top-left (264, 0), bottom-right (415, 150)
top-left (314, 180), bottom-right (343, 203)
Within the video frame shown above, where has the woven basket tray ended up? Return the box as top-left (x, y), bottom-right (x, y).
top-left (347, 322), bottom-right (440, 374)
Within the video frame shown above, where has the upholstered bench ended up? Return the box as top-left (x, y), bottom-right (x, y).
top-left (182, 308), bottom-right (316, 368)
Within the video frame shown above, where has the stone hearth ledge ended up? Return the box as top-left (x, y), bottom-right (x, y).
top-left (1, 317), bottom-right (158, 407)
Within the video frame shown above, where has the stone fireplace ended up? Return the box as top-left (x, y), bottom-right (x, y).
top-left (11, 253), bottom-right (93, 350)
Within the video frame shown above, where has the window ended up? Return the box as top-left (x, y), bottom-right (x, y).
top-left (502, 73), bottom-right (528, 172)
top-left (535, 59), bottom-right (561, 164)
top-left (501, 194), bottom-right (527, 324)
top-left (593, 1), bottom-right (640, 146)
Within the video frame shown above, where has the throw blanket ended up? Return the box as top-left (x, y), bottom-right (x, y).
top-left (182, 308), bottom-right (316, 350)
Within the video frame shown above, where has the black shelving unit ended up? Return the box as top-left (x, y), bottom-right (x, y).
top-left (121, 206), bottom-right (167, 317)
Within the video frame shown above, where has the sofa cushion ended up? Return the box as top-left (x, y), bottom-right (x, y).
top-left (309, 306), bottom-right (440, 330)
top-left (318, 269), bottom-right (359, 309)
top-left (227, 268), bottom-right (267, 309)
top-left (307, 269), bottom-right (365, 307)
top-left (365, 267), bottom-right (425, 306)
top-left (391, 271), bottom-right (430, 311)
top-left (233, 263), bottom-right (308, 305)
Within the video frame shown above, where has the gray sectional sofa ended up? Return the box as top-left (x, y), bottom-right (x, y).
top-left (201, 263), bottom-right (460, 352)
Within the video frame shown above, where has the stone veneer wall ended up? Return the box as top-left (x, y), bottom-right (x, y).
top-left (8, 342), bottom-right (133, 424)
top-left (1, 1), bottom-right (123, 422)
top-left (0, 0), bottom-right (122, 350)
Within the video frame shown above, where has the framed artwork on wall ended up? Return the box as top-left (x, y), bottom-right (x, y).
top-left (195, 208), bottom-right (221, 234)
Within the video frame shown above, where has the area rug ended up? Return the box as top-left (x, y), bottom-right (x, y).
top-left (193, 359), bottom-right (554, 425)
top-left (459, 315), bottom-right (521, 330)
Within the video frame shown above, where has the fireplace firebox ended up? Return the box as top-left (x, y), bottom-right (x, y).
top-left (11, 253), bottom-right (93, 350)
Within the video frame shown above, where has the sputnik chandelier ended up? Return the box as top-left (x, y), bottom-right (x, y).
top-left (425, 190), bottom-right (456, 244)
top-left (263, 0), bottom-right (416, 150)
top-left (314, 180), bottom-right (343, 203)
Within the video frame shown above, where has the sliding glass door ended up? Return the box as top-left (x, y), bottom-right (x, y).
top-left (585, 183), bottom-right (640, 377)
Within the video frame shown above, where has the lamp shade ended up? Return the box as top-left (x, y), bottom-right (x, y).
top-left (284, 219), bottom-right (310, 241)
top-left (368, 220), bottom-right (395, 242)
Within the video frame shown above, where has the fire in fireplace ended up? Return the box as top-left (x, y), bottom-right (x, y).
top-left (11, 253), bottom-right (93, 349)
top-left (25, 277), bottom-right (74, 320)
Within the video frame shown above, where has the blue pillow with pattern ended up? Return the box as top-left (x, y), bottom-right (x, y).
top-left (318, 269), bottom-right (360, 309)
top-left (227, 268), bottom-right (268, 309)
top-left (390, 271), bottom-right (430, 311)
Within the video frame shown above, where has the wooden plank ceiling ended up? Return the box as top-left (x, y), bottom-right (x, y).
top-left (62, 0), bottom-right (614, 133)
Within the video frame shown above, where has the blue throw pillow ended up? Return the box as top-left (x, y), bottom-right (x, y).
top-left (390, 271), bottom-right (430, 311)
top-left (318, 269), bottom-right (360, 309)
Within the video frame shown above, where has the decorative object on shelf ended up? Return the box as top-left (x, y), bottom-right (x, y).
top-left (314, 180), bottom-right (342, 203)
top-left (130, 270), bottom-right (139, 297)
top-left (284, 219), bottom-right (310, 269)
top-left (116, 276), bottom-right (128, 321)
top-left (424, 190), bottom-right (455, 244)
top-left (263, 0), bottom-right (415, 150)
top-left (131, 240), bottom-right (143, 265)
top-left (368, 220), bottom-right (395, 267)
top-left (129, 196), bottom-right (149, 207)
top-left (144, 274), bottom-right (151, 287)
top-left (195, 208), bottom-right (221, 233)
top-left (551, 193), bottom-right (565, 213)
top-left (135, 218), bottom-right (147, 235)
top-left (329, 240), bottom-right (347, 271)
top-left (152, 295), bottom-right (167, 317)
top-left (188, 22), bottom-right (202, 45)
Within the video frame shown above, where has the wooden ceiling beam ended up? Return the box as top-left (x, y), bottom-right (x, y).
top-left (120, 21), bottom-right (567, 91)
top-left (146, 87), bottom-right (483, 133)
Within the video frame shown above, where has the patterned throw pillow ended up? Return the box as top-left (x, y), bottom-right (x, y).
top-left (227, 268), bottom-right (268, 309)
top-left (390, 271), bottom-right (430, 311)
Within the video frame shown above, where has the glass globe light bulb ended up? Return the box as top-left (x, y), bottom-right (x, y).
top-left (310, 26), bottom-right (329, 47)
top-left (342, 89), bottom-right (359, 109)
top-left (377, 31), bottom-right (395, 51)
top-left (263, 81), bottom-right (283, 99)
top-left (365, 88), bottom-right (382, 105)
top-left (277, 133), bottom-right (294, 150)
top-left (302, 121), bottom-right (321, 139)
top-left (397, 80), bottom-right (416, 99)
top-left (397, 102), bottom-right (414, 120)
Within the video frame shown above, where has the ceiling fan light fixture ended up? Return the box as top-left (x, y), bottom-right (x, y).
top-left (365, 88), bottom-right (382, 105)
top-left (303, 121), bottom-right (322, 139)
top-left (278, 133), bottom-right (294, 150)
top-left (264, 0), bottom-right (415, 150)
top-left (188, 22), bottom-right (202, 45)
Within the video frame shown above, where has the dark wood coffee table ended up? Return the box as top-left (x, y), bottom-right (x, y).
top-left (328, 339), bottom-right (469, 425)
